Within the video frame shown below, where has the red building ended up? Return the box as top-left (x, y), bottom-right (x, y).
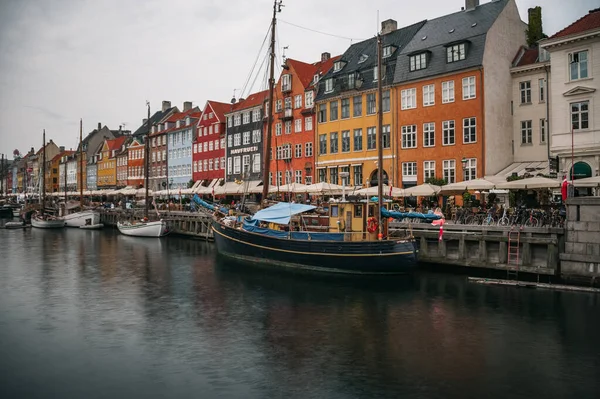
top-left (193, 101), bottom-right (230, 184)
top-left (126, 137), bottom-right (145, 188)
top-left (269, 54), bottom-right (339, 186)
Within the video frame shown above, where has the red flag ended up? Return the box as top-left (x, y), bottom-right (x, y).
top-left (438, 219), bottom-right (444, 242)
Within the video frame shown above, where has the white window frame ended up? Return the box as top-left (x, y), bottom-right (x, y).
top-left (294, 119), bottom-right (302, 133)
top-left (423, 161), bottom-right (435, 180)
top-left (447, 43), bottom-right (466, 63)
top-left (520, 81), bottom-right (531, 104)
top-left (294, 95), bottom-right (302, 109)
top-left (571, 100), bottom-right (589, 130)
top-left (521, 120), bottom-right (532, 144)
top-left (402, 162), bottom-right (417, 180)
top-left (443, 159), bottom-right (456, 184)
top-left (409, 53), bottom-right (427, 71)
top-left (401, 125), bottom-right (417, 149)
top-left (540, 119), bottom-right (546, 143)
top-left (442, 120), bottom-right (455, 146)
top-left (401, 88), bottom-right (417, 110)
top-left (305, 142), bottom-right (313, 157)
top-left (569, 50), bottom-right (589, 81)
top-left (462, 76), bottom-right (476, 100)
top-left (423, 122), bottom-right (435, 147)
top-left (463, 117), bottom-right (477, 144)
top-left (423, 84), bottom-right (435, 106)
top-left (442, 81), bottom-right (454, 103)
top-left (305, 116), bottom-right (313, 131)
top-left (305, 91), bottom-right (314, 108)
top-left (325, 79), bottom-right (333, 93)
top-left (463, 158), bottom-right (477, 181)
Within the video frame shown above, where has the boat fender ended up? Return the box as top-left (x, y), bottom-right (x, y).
top-left (367, 217), bottom-right (378, 233)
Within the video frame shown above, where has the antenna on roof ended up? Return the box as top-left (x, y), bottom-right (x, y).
top-left (282, 45), bottom-right (289, 65)
top-left (231, 88), bottom-right (238, 104)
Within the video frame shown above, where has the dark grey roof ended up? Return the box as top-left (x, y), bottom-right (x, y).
top-left (315, 20), bottom-right (426, 101)
top-left (394, 0), bottom-right (509, 84)
top-left (132, 107), bottom-right (176, 137)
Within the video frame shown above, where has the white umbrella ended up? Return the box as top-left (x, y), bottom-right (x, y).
top-left (269, 182), bottom-right (308, 193)
top-left (403, 183), bottom-right (441, 196)
top-left (573, 175), bottom-right (600, 187)
top-left (303, 182), bottom-right (345, 195)
top-left (439, 178), bottom-right (496, 194)
top-left (355, 185), bottom-right (404, 197)
top-left (496, 176), bottom-right (560, 190)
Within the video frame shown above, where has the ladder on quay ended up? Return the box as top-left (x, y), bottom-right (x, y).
top-left (507, 227), bottom-right (521, 280)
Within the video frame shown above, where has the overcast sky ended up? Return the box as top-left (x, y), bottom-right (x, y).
top-left (0, 0), bottom-right (596, 157)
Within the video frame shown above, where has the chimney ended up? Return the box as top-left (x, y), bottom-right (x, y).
top-left (162, 100), bottom-right (171, 112)
top-left (321, 52), bottom-right (331, 62)
top-left (183, 101), bottom-right (193, 111)
top-left (59, 146), bottom-right (65, 152)
top-left (97, 122), bottom-right (102, 130)
top-left (380, 19), bottom-right (398, 35)
top-left (465, 0), bottom-right (479, 11)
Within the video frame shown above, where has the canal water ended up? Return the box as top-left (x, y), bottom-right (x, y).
top-left (0, 225), bottom-right (599, 399)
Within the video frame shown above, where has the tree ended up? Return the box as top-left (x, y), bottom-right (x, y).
top-left (526, 7), bottom-right (547, 47)
top-left (425, 176), bottom-right (447, 186)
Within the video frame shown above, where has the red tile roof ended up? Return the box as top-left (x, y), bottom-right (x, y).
top-left (549, 8), bottom-right (600, 39)
top-left (284, 55), bottom-right (341, 90)
top-left (208, 101), bottom-right (233, 121)
top-left (231, 90), bottom-right (268, 111)
top-left (51, 150), bottom-right (74, 162)
top-left (107, 136), bottom-right (126, 152)
top-left (513, 46), bottom-right (539, 67)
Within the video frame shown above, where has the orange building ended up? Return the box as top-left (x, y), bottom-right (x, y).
top-left (127, 137), bottom-right (145, 188)
top-left (269, 54), bottom-right (339, 186)
top-left (97, 136), bottom-right (127, 189)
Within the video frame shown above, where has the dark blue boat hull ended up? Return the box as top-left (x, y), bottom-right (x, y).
top-left (211, 219), bottom-right (418, 274)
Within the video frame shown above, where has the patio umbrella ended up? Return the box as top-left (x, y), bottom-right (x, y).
top-left (269, 182), bottom-right (308, 193)
top-left (573, 175), bottom-right (600, 188)
top-left (496, 176), bottom-right (560, 190)
top-left (355, 185), bottom-right (405, 197)
top-left (439, 178), bottom-right (496, 194)
top-left (403, 183), bottom-right (441, 197)
top-left (303, 182), bottom-right (345, 195)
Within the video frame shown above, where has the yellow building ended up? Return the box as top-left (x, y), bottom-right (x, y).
top-left (97, 137), bottom-right (126, 188)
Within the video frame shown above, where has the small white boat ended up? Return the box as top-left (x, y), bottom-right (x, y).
top-left (12, 207), bottom-right (22, 218)
top-left (31, 214), bottom-right (66, 229)
top-left (80, 223), bottom-right (104, 230)
top-left (117, 219), bottom-right (169, 237)
top-left (64, 210), bottom-right (101, 228)
top-left (4, 221), bottom-right (26, 229)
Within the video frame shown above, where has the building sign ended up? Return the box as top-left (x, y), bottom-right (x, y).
top-left (230, 146), bottom-right (258, 155)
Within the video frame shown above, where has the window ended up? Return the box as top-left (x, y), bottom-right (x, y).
top-left (367, 93), bottom-right (376, 115)
top-left (285, 170), bottom-right (292, 184)
top-left (227, 135), bottom-right (232, 148)
top-left (275, 122), bottom-right (282, 136)
top-left (540, 119), bottom-right (546, 143)
top-left (234, 133), bottom-right (241, 146)
top-left (571, 101), bottom-right (589, 130)
top-left (329, 167), bottom-right (338, 185)
top-left (276, 100), bottom-right (282, 112)
top-left (341, 130), bottom-right (350, 152)
top-left (252, 130), bottom-right (261, 143)
top-left (353, 129), bottom-right (363, 151)
top-left (462, 76), bottom-right (476, 99)
top-left (203, 142), bottom-right (207, 152)
top-left (383, 46), bottom-right (394, 58)
top-left (221, 138), bottom-right (225, 148)
top-left (330, 101), bottom-right (338, 121)
top-left (242, 112), bottom-right (250, 124)
top-left (569, 50), bottom-right (588, 81)
top-left (282, 74), bottom-right (291, 91)
top-left (319, 134), bottom-right (327, 155)
top-left (401, 88), bottom-right (417, 110)
top-left (325, 79), bottom-right (333, 92)
top-left (409, 53), bottom-right (427, 71)
top-left (402, 162), bottom-right (417, 180)
top-left (463, 117), bottom-right (477, 143)
top-left (295, 119), bottom-right (302, 133)
top-left (233, 156), bottom-right (241, 174)
top-left (243, 131), bottom-right (250, 145)
top-left (284, 97), bottom-right (292, 111)
top-left (520, 81), bottom-right (531, 104)
top-left (340, 166), bottom-right (350, 185)
top-left (382, 125), bottom-right (390, 149)
top-left (209, 141), bottom-right (214, 151)
top-left (252, 154), bottom-right (260, 173)
top-left (443, 160), bottom-right (456, 183)
top-left (305, 142), bottom-right (313, 157)
top-left (463, 158), bottom-right (477, 181)
top-left (424, 161), bottom-right (435, 180)
top-left (294, 95), bottom-right (302, 109)
top-left (401, 125), bottom-right (417, 149)
top-left (521, 120), bottom-right (532, 144)
top-left (209, 159), bottom-right (213, 171)
top-left (353, 165), bottom-right (363, 187)
top-left (447, 43), bottom-right (466, 63)
top-left (305, 116), bottom-right (313, 131)
top-left (295, 144), bottom-right (302, 158)
top-left (538, 79), bottom-right (545, 102)
top-left (423, 122), bottom-right (435, 147)
top-left (373, 66), bottom-right (378, 81)
top-left (277, 171), bottom-right (282, 186)
top-left (330, 132), bottom-right (338, 154)
top-left (333, 61), bottom-right (343, 72)
top-left (382, 90), bottom-right (390, 112)
top-left (305, 91), bottom-right (314, 108)
top-left (284, 121), bottom-right (291, 134)
top-left (353, 95), bottom-right (362, 117)
top-left (367, 127), bottom-right (377, 150)
top-left (318, 104), bottom-right (327, 123)
top-left (221, 157), bottom-right (225, 170)
top-left (294, 170), bottom-right (302, 184)
top-left (305, 176), bottom-right (312, 185)
top-left (242, 155), bottom-right (250, 173)
top-left (423, 84), bottom-right (435, 106)
top-left (318, 168), bottom-right (327, 183)
top-left (348, 73), bottom-right (355, 89)
top-left (341, 98), bottom-right (350, 119)
top-left (234, 114), bottom-right (241, 126)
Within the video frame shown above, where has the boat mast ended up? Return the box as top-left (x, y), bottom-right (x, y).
top-left (261, 0), bottom-right (282, 208)
top-left (79, 118), bottom-right (83, 208)
top-left (64, 151), bottom-right (67, 202)
top-left (376, 33), bottom-right (384, 239)
top-left (42, 129), bottom-right (46, 214)
top-left (144, 102), bottom-right (150, 219)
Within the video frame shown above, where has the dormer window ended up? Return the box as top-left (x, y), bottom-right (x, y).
top-left (186, 117), bottom-right (191, 125)
top-left (358, 54), bottom-right (369, 64)
top-left (176, 120), bottom-right (181, 128)
top-left (325, 78), bottom-right (333, 93)
top-left (446, 42), bottom-right (466, 63)
top-left (373, 66), bottom-right (378, 81)
top-left (382, 46), bottom-right (395, 58)
top-left (282, 74), bottom-right (291, 92)
top-left (409, 52), bottom-right (428, 71)
top-left (333, 61), bottom-right (345, 72)
top-left (348, 73), bottom-right (355, 89)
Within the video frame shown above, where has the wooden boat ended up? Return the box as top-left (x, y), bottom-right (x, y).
top-left (211, 2), bottom-right (422, 274)
top-left (117, 219), bottom-right (168, 237)
top-left (64, 209), bottom-right (101, 227)
top-left (80, 223), bottom-right (104, 230)
top-left (4, 221), bottom-right (27, 229)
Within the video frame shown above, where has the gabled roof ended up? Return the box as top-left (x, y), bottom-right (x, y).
top-left (106, 136), bottom-right (127, 152)
top-left (512, 46), bottom-right (539, 67)
top-left (132, 106), bottom-right (177, 137)
top-left (228, 90), bottom-right (268, 113)
top-left (394, 0), bottom-right (509, 84)
top-left (548, 8), bottom-right (600, 39)
top-left (51, 150), bottom-right (74, 163)
top-left (206, 101), bottom-right (232, 122)
top-left (316, 19), bottom-right (426, 101)
top-left (308, 55), bottom-right (342, 90)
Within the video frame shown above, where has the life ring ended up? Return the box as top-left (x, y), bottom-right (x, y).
top-left (367, 217), bottom-right (378, 233)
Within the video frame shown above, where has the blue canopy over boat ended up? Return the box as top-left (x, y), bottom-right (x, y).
top-left (250, 202), bottom-right (316, 225)
top-left (381, 208), bottom-right (441, 221)
top-left (192, 194), bottom-right (229, 214)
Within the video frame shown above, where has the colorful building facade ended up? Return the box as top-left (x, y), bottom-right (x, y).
top-left (193, 100), bottom-right (229, 184)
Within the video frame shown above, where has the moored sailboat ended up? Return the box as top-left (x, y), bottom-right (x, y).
top-left (210, 1), bottom-right (423, 274)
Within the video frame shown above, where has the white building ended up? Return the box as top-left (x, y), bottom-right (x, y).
top-left (541, 8), bottom-right (600, 179)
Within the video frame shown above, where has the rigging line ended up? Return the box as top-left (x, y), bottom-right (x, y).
top-left (240, 23), bottom-right (271, 98)
top-left (247, 51), bottom-right (269, 96)
top-left (279, 19), bottom-right (366, 41)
